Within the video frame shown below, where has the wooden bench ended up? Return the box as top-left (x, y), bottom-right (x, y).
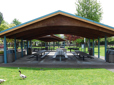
top-left (74, 50), bottom-right (94, 60)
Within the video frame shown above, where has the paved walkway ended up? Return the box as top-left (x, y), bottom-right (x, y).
top-left (94, 55), bottom-right (114, 72)
top-left (0, 52), bottom-right (114, 72)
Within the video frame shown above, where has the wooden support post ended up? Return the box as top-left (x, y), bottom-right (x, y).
top-left (24, 42), bottom-right (25, 49)
top-left (105, 35), bottom-right (107, 61)
top-left (98, 37), bottom-right (100, 58)
top-left (54, 42), bottom-right (55, 50)
top-left (89, 39), bottom-right (90, 48)
top-left (28, 40), bottom-right (29, 48)
top-left (93, 38), bottom-right (94, 56)
top-left (64, 41), bottom-right (65, 48)
top-left (58, 42), bottom-right (59, 47)
top-left (30, 40), bottom-right (32, 48)
top-left (53, 42), bottom-right (54, 50)
top-left (27, 40), bottom-right (28, 55)
top-left (49, 42), bottom-right (50, 50)
top-left (41, 42), bottom-right (42, 49)
top-left (14, 36), bottom-right (17, 60)
top-left (21, 38), bottom-right (23, 57)
top-left (44, 42), bottom-right (46, 50)
top-left (4, 35), bottom-right (7, 63)
top-left (84, 38), bottom-right (86, 52)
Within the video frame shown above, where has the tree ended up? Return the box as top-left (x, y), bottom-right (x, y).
top-left (0, 12), bottom-right (3, 25)
top-left (12, 18), bottom-right (21, 25)
top-left (64, 34), bottom-right (81, 41)
top-left (0, 20), bottom-right (16, 47)
top-left (75, 0), bottom-right (102, 50)
top-left (64, 34), bottom-right (82, 47)
top-left (55, 34), bottom-right (62, 38)
top-left (75, 0), bottom-right (102, 22)
top-left (0, 20), bottom-right (16, 32)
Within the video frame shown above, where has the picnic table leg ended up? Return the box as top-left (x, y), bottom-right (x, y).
top-left (60, 56), bottom-right (61, 61)
top-left (36, 55), bottom-right (38, 61)
top-left (83, 56), bottom-right (84, 61)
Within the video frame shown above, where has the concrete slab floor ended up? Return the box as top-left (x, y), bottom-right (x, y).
top-left (0, 51), bottom-right (114, 72)
top-left (12, 52), bottom-right (114, 65)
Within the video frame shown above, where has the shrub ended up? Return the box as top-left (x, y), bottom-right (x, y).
top-left (0, 51), bottom-right (4, 54)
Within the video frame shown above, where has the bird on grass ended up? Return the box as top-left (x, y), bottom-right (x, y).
top-left (19, 70), bottom-right (27, 79)
top-left (0, 79), bottom-right (6, 84)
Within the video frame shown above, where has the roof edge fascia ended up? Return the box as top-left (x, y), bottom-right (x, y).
top-left (0, 10), bottom-right (114, 36)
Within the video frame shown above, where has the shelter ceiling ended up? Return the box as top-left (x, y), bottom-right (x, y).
top-left (0, 12), bottom-right (114, 40)
top-left (37, 35), bottom-right (66, 42)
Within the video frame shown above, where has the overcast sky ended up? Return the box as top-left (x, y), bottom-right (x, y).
top-left (0, 0), bottom-right (114, 27)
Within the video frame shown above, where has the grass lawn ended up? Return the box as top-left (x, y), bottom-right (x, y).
top-left (0, 67), bottom-right (114, 85)
top-left (9, 45), bottom-right (106, 56)
top-left (48, 46), bottom-right (105, 57)
top-left (94, 46), bottom-right (105, 56)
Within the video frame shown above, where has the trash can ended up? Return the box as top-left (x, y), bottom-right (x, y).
top-left (7, 50), bottom-right (15, 63)
top-left (28, 48), bottom-right (32, 55)
top-left (0, 54), bottom-right (4, 63)
top-left (88, 48), bottom-right (93, 55)
top-left (7, 50), bottom-right (15, 53)
top-left (106, 49), bottom-right (111, 62)
top-left (109, 50), bottom-right (114, 63)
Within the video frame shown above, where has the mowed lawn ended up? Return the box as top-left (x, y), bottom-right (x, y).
top-left (32, 45), bottom-right (106, 56)
top-left (10, 45), bottom-right (106, 57)
top-left (0, 67), bottom-right (114, 85)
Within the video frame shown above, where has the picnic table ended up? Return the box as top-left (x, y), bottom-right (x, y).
top-left (75, 50), bottom-right (93, 60)
top-left (53, 50), bottom-right (68, 61)
top-left (68, 48), bottom-right (79, 52)
top-left (32, 50), bottom-right (49, 61)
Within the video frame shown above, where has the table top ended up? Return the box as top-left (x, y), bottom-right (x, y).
top-left (68, 48), bottom-right (74, 49)
top-left (37, 50), bottom-right (46, 54)
top-left (68, 48), bottom-right (79, 50)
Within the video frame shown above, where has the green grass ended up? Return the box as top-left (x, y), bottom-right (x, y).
top-left (0, 67), bottom-right (114, 85)
top-left (94, 46), bottom-right (105, 56)
top-left (9, 45), bottom-right (106, 57)
top-left (64, 46), bottom-right (105, 57)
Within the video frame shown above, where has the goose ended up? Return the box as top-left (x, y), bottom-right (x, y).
top-left (19, 70), bottom-right (27, 79)
top-left (0, 79), bottom-right (6, 84)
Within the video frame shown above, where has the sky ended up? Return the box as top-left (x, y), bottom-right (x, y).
top-left (0, 0), bottom-right (114, 27)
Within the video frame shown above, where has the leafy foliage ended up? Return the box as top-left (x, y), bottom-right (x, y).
top-left (64, 34), bottom-right (83, 46)
top-left (75, 38), bottom-right (83, 43)
top-left (32, 39), bottom-right (43, 42)
top-left (75, 0), bottom-right (102, 22)
top-left (54, 34), bottom-right (62, 38)
top-left (0, 20), bottom-right (16, 32)
top-left (0, 21), bottom-right (16, 45)
top-left (100, 37), bottom-right (114, 42)
top-left (0, 12), bottom-right (3, 25)
top-left (12, 18), bottom-right (21, 25)
top-left (64, 34), bottom-right (82, 41)
top-left (0, 51), bottom-right (4, 54)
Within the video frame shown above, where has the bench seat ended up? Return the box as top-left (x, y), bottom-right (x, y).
top-left (74, 50), bottom-right (94, 60)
